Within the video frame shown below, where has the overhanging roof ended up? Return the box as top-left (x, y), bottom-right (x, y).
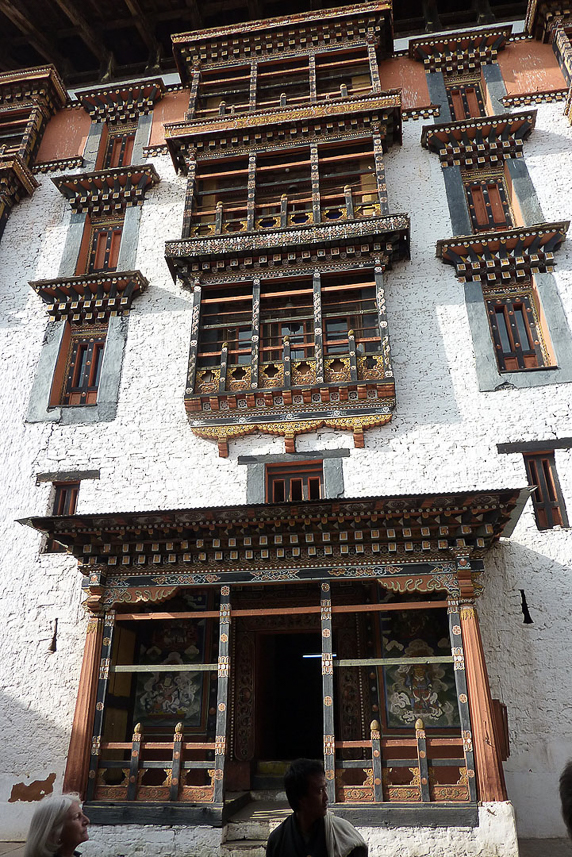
top-left (21, 488), bottom-right (530, 586)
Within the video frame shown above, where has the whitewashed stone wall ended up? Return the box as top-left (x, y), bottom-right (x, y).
top-left (0, 90), bottom-right (570, 851)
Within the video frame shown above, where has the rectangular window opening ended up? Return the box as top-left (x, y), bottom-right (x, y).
top-left (266, 462), bottom-right (324, 503)
top-left (524, 451), bottom-right (568, 530)
top-left (45, 481), bottom-right (80, 551)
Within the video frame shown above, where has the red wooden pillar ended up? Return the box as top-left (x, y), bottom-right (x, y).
top-left (459, 602), bottom-right (507, 802)
top-left (63, 613), bottom-right (104, 796)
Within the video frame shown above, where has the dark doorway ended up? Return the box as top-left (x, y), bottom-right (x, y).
top-left (256, 632), bottom-right (323, 760)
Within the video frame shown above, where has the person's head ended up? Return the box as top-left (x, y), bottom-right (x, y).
top-left (24, 793), bottom-right (89, 857)
top-left (560, 760), bottom-right (572, 839)
top-left (284, 758), bottom-right (328, 821)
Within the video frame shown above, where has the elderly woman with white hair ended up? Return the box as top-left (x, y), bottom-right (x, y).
top-left (24, 793), bottom-right (90, 857)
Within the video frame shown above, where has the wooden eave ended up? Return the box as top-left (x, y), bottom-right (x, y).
top-left (171, 2), bottom-right (393, 84)
top-left (0, 65), bottom-right (67, 112)
top-left (409, 26), bottom-right (511, 73)
top-left (20, 488), bottom-right (529, 587)
top-left (525, 0), bottom-right (572, 40)
top-left (421, 111), bottom-right (536, 168)
top-left (165, 91), bottom-right (402, 174)
top-left (29, 270), bottom-right (148, 321)
top-left (77, 78), bottom-right (165, 124)
top-left (0, 154), bottom-right (38, 199)
top-left (436, 221), bottom-right (569, 282)
top-left (165, 213), bottom-right (410, 282)
top-left (52, 164), bottom-right (160, 214)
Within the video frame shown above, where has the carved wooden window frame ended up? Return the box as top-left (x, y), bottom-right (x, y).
top-left (524, 451), bottom-right (569, 530)
top-left (265, 460), bottom-right (324, 502)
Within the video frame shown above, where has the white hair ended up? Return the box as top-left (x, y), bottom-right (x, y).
top-left (24, 793), bottom-right (81, 857)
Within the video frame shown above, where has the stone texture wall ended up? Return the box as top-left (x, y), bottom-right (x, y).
top-left (0, 89), bottom-right (570, 851)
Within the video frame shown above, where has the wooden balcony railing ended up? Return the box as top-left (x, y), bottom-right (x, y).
top-left (93, 722), bottom-right (216, 803)
top-left (335, 719), bottom-right (474, 804)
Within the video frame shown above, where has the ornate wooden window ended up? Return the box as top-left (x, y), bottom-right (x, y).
top-left (103, 128), bottom-right (136, 168)
top-left (322, 272), bottom-right (380, 356)
top-left (485, 292), bottom-right (547, 372)
top-left (256, 56), bottom-right (311, 109)
top-left (194, 157), bottom-right (249, 236)
top-left (76, 218), bottom-right (124, 274)
top-left (266, 461), bottom-right (323, 502)
top-left (524, 451), bottom-right (568, 529)
top-left (195, 64), bottom-right (252, 117)
top-left (447, 83), bottom-right (485, 120)
top-left (466, 178), bottom-right (512, 232)
top-left (197, 282), bottom-right (253, 370)
top-left (260, 278), bottom-right (314, 368)
top-left (193, 271), bottom-right (382, 394)
top-left (50, 324), bottom-right (107, 407)
top-left (255, 148), bottom-right (312, 229)
top-left (315, 47), bottom-right (372, 99)
top-left (45, 481), bottom-right (79, 552)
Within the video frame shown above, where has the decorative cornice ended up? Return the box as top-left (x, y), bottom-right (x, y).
top-left (29, 270), bottom-right (148, 322)
top-left (78, 79), bottom-right (164, 124)
top-left (421, 111), bottom-right (536, 168)
top-left (0, 65), bottom-right (67, 112)
top-left (165, 214), bottom-right (410, 281)
top-left (436, 221), bottom-right (569, 283)
top-left (165, 92), bottom-right (402, 172)
top-left (0, 155), bottom-right (38, 203)
top-left (52, 164), bottom-right (160, 215)
top-left (19, 488), bottom-right (527, 591)
top-left (501, 88), bottom-right (568, 107)
top-left (409, 26), bottom-right (512, 74)
top-left (33, 156), bottom-right (84, 174)
top-left (172, 3), bottom-right (393, 81)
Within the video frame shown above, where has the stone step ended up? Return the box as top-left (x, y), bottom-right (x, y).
top-left (221, 840), bottom-right (266, 857)
top-left (225, 821), bottom-right (274, 842)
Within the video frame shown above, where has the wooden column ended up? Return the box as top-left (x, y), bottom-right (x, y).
top-left (214, 586), bottom-right (231, 803)
top-left (374, 266), bottom-right (392, 378)
top-left (448, 599), bottom-right (477, 802)
top-left (309, 55), bottom-right (317, 103)
top-left (372, 130), bottom-right (388, 215)
top-left (181, 154), bottom-right (197, 238)
top-left (459, 599), bottom-right (507, 801)
top-left (251, 278), bottom-right (260, 390)
top-left (310, 144), bottom-right (321, 224)
top-left (367, 39), bottom-right (382, 93)
top-left (186, 65), bottom-right (201, 119)
top-left (313, 272), bottom-right (324, 383)
top-left (63, 612), bottom-right (104, 797)
top-left (249, 61), bottom-right (258, 111)
top-left (321, 583), bottom-right (335, 803)
top-left (186, 279), bottom-right (202, 394)
top-left (247, 153), bottom-right (256, 231)
top-left (85, 610), bottom-right (116, 800)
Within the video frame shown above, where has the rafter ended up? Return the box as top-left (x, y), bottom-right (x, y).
top-left (121, 0), bottom-right (159, 53)
top-left (0, 0), bottom-right (70, 71)
top-left (51, 0), bottom-right (111, 64)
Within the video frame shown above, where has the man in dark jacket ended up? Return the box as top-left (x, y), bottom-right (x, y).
top-left (266, 759), bottom-right (367, 857)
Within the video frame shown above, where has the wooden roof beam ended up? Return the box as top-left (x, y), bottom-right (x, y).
top-left (0, 0), bottom-right (71, 73)
top-left (122, 0), bottom-right (160, 54)
top-left (183, 0), bottom-right (203, 30)
top-left (51, 0), bottom-right (111, 65)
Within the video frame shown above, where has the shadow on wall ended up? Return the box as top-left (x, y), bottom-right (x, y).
top-left (0, 689), bottom-right (69, 840)
top-left (481, 539), bottom-right (572, 839)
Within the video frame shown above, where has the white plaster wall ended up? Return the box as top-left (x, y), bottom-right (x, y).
top-left (0, 96), bottom-right (570, 847)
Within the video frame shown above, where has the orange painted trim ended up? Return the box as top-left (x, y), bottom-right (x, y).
top-left (63, 615), bottom-right (103, 797)
top-left (460, 604), bottom-right (507, 802)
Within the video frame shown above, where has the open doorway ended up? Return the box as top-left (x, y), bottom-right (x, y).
top-left (256, 631), bottom-right (323, 760)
